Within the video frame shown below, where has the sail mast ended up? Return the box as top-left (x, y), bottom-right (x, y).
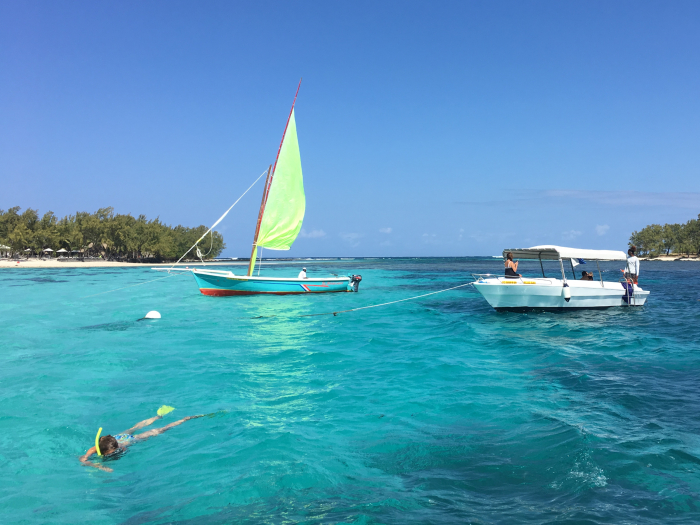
top-left (247, 79), bottom-right (302, 276)
top-left (247, 165), bottom-right (272, 276)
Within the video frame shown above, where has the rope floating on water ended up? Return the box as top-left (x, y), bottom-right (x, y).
top-left (248, 282), bottom-right (474, 320)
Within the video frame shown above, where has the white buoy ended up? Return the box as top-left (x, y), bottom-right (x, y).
top-left (144, 311), bottom-right (161, 319)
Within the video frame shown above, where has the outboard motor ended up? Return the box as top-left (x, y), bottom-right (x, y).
top-left (349, 274), bottom-right (362, 292)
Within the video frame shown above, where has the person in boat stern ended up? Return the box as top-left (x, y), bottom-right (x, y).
top-left (504, 252), bottom-right (521, 277)
top-left (623, 245), bottom-right (640, 284)
top-left (298, 267), bottom-right (307, 279)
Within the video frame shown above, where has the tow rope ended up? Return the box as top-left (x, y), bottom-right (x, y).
top-left (247, 282), bottom-right (474, 320)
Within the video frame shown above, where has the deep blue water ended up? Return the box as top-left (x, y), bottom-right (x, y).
top-left (1, 258), bottom-right (699, 524)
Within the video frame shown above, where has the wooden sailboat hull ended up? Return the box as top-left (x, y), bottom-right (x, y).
top-left (191, 269), bottom-right (352, 296)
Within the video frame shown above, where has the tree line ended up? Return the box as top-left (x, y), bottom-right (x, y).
top-left (0, 207), bottom-right (225, 261)
top-left (629, 213), bottom-right (700, 257)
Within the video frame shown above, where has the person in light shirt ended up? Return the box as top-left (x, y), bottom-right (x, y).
top-left (298, 267), bottom-right (307, 279)
top-left (623, 245), bottom-right (640, 284)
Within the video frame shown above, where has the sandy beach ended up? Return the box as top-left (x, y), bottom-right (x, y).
top-left (0, 258), bottom-right (352, 269)
top-left (0, 258), bottom-right (250, 269)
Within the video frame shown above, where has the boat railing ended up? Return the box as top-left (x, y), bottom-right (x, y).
top-left (471, 273), bottom-right (498, 283)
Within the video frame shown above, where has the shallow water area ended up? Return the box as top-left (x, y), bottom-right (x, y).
top-left (1, 258), bottom-right (699, 523)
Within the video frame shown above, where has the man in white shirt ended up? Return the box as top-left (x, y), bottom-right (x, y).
top-left (624, 246), bottom-right (640, 284)
top-left (298, 267), bottom-right (307, 279)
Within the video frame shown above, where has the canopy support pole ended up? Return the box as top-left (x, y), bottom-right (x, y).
top-left (558, 258), bottom-right (567, 284)
top-left (539, 254), bottom-right (545, 278)
top-left (597, 261), bottom-right (604, 287)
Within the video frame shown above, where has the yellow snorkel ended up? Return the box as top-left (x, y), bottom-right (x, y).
top-left (95, 427), bottom-right (103, 456)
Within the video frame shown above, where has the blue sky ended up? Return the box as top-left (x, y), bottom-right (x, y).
top-left (2, 1), bottom-right (699, 257)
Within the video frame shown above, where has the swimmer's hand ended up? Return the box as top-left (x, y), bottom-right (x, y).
top-left (82, 461), bottom-right (112, 472)
top-left (80, 450), bottom-right (114, 472)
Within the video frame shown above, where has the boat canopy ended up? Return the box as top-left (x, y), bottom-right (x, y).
top-left (502, 245), bottom-right (627, 261)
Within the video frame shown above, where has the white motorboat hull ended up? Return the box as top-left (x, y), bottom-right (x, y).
top-left (473, 277), bottom-right (649, 311)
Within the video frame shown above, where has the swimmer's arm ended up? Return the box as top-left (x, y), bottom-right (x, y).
top-left (121, 415), bottom-right (163, 435)
top-left (79, 447), bottom-right (113, 473)
top-left (134, 415), bottom-right (204, 440)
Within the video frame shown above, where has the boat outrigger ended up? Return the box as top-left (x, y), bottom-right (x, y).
top-left (473, 245), bottom-right (649, 311)
top-left (157, 81), bottom-right (362, 296)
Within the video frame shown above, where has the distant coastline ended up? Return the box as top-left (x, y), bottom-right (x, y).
top-left (1, 254), bottom-right (698, 269)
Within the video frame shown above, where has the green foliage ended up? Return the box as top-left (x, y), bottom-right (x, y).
top-left (630, 214), bottom-right (700, 257)
top-left (0, 207), bottom-right (225, 261)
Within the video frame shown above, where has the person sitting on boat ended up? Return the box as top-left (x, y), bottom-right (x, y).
top-left (80, 408), bottom-right (203, 472)
top-left (580, 271), bottom-right (594, 281)
top-left (504, 252), bottom-right (521, 277)
top-left (622, 245), bottom-right (640, 284)
top-left (298, 267), bottom-right (307, 279)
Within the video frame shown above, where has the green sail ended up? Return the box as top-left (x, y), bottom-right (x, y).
top-left (256, 109), bottom-right (305, 250)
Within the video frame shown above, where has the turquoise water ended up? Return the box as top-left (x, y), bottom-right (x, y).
top-left (2, 258), bottom-right (699, 524)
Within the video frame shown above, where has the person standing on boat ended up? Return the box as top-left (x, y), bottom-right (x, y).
top-left (623, 246), bottom-right (640, 284)
top-left (298, 267), bottom-right (307, 279)
top-left (504, 252), bottom-right (521, 277)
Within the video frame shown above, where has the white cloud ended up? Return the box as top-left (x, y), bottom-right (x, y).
top-left (300, 229), bottom-right (326, 238)
top-left (595, 224), bottom-right (610, 236)
top-left (379, 227), bottom-right (392, 234)
top-left (341, 232), bottom-right (363, 247)
top-left (562, 230), bottom-right (583, 240)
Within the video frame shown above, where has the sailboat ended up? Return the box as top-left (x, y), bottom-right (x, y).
top-left (177, 83), bottom-right (362, 296)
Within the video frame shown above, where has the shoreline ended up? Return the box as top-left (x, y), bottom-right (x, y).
top-left (640, 255), bottom-right (700, 261)
top-left (1, 255), bottom-right (698, 269)
top-left (0, 259), bottom-right (235, 269)
top-left (0, 258), bottom-right (364, 269)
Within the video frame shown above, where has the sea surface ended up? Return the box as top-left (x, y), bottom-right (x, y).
top-left (1, 257), bottom-right (699, 524)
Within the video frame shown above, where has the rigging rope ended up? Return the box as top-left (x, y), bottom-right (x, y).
top-left (168, 168), bottom-right (268, 272)
top-left (247, 282), bottom-right (474, 320)
top-left (196, 230), bottom-right (215, 264)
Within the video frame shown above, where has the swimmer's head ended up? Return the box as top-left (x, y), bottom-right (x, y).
top-left (99, 435), bottom-right (119, 455)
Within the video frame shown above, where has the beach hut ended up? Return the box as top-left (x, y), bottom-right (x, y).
top-left (0, 244), bottom-right (10, 257)
top-left (43, 248), bottom-right (54, 258)
top-left (57, 248), bottom-right (68, 258)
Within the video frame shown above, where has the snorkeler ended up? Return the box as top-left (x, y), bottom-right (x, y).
top-left (80, 406), bottom-right (203, 472)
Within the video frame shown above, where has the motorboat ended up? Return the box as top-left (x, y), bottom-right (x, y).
top-left (472, 245), bottom-right (649, 311)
